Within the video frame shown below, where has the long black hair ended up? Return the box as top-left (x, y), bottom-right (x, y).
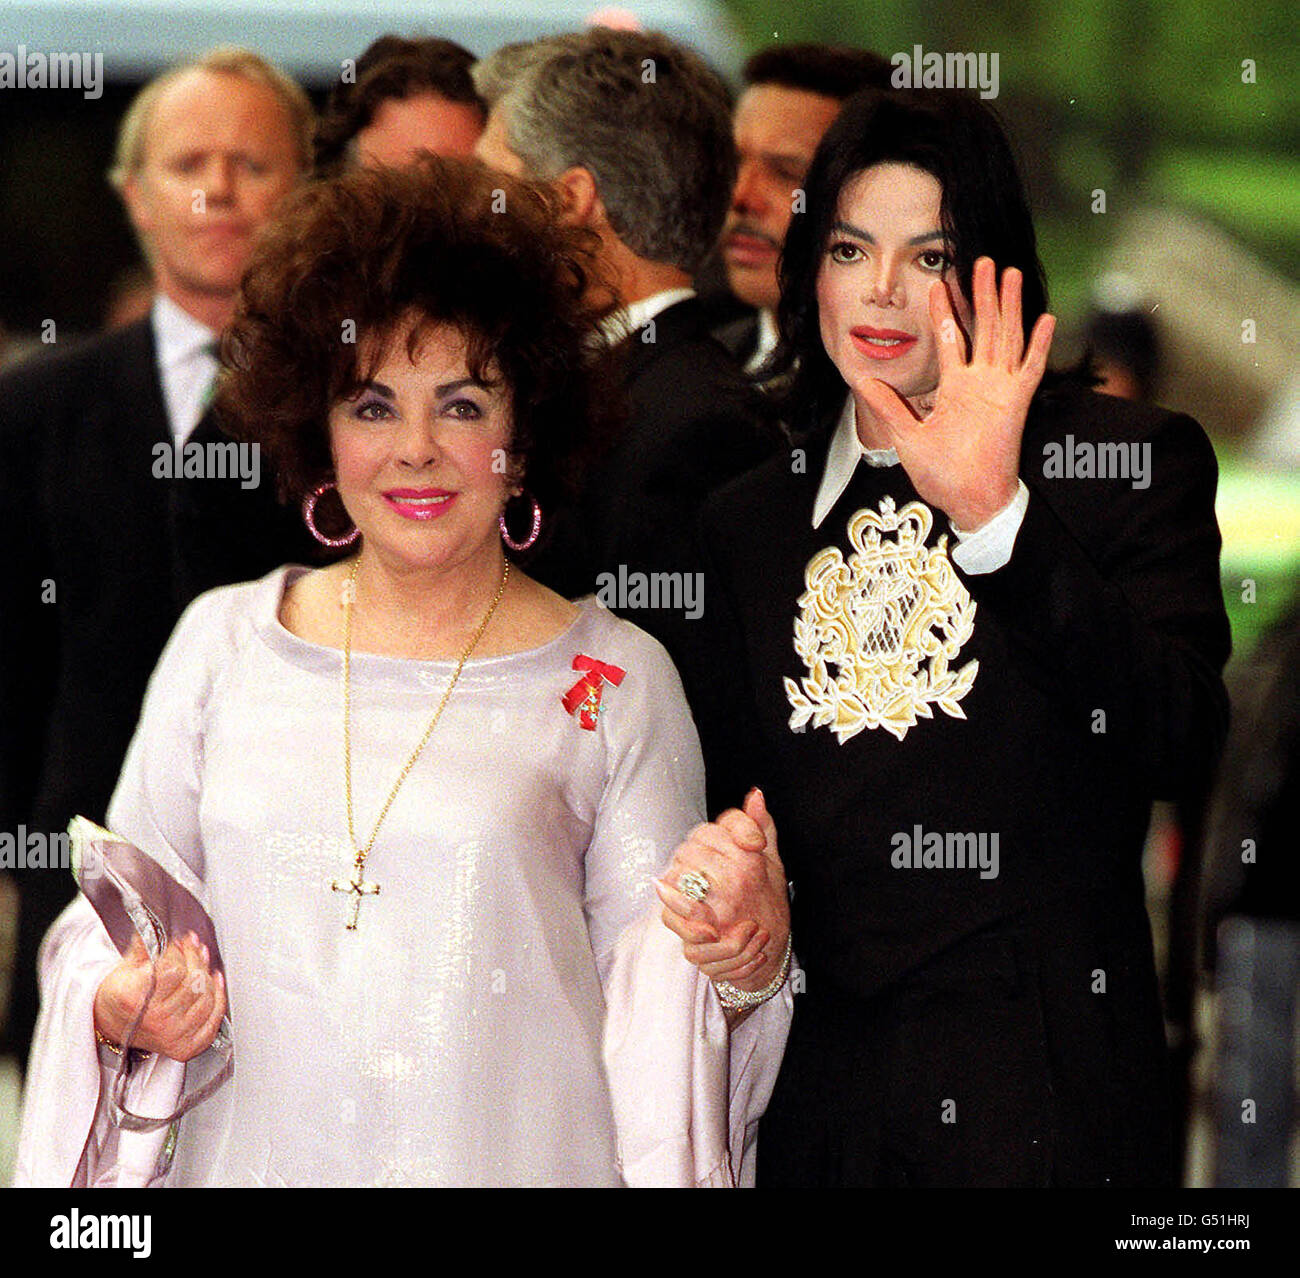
top-left (769, 87), bottom-right (1064, 432)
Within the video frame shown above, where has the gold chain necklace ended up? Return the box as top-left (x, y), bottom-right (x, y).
top-left (330, 556), bottom-right (510, 930)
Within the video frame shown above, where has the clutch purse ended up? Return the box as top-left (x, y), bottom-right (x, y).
top-left (68, 815), bottom-right (233, 1134)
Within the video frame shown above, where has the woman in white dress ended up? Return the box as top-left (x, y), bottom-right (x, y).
top-left (14, 158), bottom-right (792, 1187)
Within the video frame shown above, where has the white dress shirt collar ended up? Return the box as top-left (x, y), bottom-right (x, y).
top-left (598, 286), bottom-right (696, 347)
top-left (152, 292), bottom-right (218, 370)
top-left (151, 294), bottom-right (220, 443)
top-left (811, 394), bottom-right (900, 529)
top-left (744, 308), bottom-right (780, 374)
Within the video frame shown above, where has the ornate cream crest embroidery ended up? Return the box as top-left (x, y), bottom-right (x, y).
top-left (784, 497), bottom-right (978, 743)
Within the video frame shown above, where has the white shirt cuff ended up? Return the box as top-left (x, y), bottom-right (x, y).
top-left (949, 481), bottom-right (1029, 575)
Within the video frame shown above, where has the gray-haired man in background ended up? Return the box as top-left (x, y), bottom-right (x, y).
top-left (472, 29), bottom-right (781, 647)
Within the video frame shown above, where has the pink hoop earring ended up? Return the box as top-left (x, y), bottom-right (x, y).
top-left (302, 481), bottom-right (360, 548)
top-left (499, 494), bottom-right (542, 552)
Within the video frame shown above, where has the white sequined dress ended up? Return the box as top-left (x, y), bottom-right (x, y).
top-left (14, 566), bottom-right (791, 1186)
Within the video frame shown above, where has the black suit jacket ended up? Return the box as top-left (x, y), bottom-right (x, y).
top-left (530, 296), bottom-right (782, 663)
top-left (682, 386), bottom-right (1231, 1184)
top-left (712, 310), bottom-right (761, 368)
top-left (0, 318), bottom-right (319, 1057)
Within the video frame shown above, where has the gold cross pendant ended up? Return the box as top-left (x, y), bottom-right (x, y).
top-left (331, 864), bottom-right (381, 931)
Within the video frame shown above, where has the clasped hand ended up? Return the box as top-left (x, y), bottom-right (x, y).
top-left (655, 788), bottom-right (790, 997)
top-left (93, 931), bottom-right (226, 1062)
top-left (855, 257), bottom-right (1056, 532)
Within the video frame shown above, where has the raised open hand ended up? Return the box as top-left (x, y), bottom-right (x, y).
top-left (856, 256), bottom-right (1055, 532)
top-left (655, 788), bottom-right (790, 994)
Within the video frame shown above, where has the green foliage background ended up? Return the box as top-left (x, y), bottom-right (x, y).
top-left (719, 0), bottom-right (1299, 323)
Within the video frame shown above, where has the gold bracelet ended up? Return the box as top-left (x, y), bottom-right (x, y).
top-left (94, 1026), bottom-right (125, 1056)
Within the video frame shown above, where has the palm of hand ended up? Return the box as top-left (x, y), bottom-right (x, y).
top-left (857, 257), bottom-right (1056, 531)
top-left (896, 370), bottom-right (1025, 521)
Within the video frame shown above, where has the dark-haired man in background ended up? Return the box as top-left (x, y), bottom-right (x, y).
top-left (715, 44), bottom-right (892, 374)
top-left (313, 35), bottom-right (485, 175)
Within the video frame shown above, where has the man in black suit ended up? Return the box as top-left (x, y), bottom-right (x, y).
top-left (471, 30), bottom-right (781, 649)
top-left (0, 49), bottom-right (319, 1067)
top-left (688, 380), bottom-right (1230, 1186)
top-left (658, 90), bottom-right (1231, 1186)
top-left (714, 45), bottom-right (892, 375)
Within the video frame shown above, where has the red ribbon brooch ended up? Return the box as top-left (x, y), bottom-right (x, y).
top-left (561, 654), bottom-right (627, 730)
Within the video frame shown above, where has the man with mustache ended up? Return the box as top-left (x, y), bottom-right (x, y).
top-left (717, 45), bottom-right (892, 376)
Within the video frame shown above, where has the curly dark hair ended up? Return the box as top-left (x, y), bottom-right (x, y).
top-left (313, 35), bottom-right (485, 177)
top-left (216, 155), bottom-right (613, 554)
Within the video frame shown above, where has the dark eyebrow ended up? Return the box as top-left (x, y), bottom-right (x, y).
top-left (830, 220), bottom-right (874, 244)
top-left (435, 377), bottom-right (485, 397)
top-left (357, 377), bottom-right (485, 398)
top-left (829, 220), bottom-right (951, 248)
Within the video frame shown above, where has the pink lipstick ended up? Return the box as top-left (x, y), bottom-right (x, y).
top-left (382, 488), bottom-right (456, 520)
top-left (850, 326), bottom-right (918, 360)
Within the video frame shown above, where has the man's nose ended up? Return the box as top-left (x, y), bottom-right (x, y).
top-left (866, 256), bottom-right (904, 306)
top-left (200, 155), bottom-right (236, 204)
top-left (731, 159), bottom-right (765, 215)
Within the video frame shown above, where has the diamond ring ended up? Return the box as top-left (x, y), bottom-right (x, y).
top-left (678, 870), bottom-right (711, 902)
